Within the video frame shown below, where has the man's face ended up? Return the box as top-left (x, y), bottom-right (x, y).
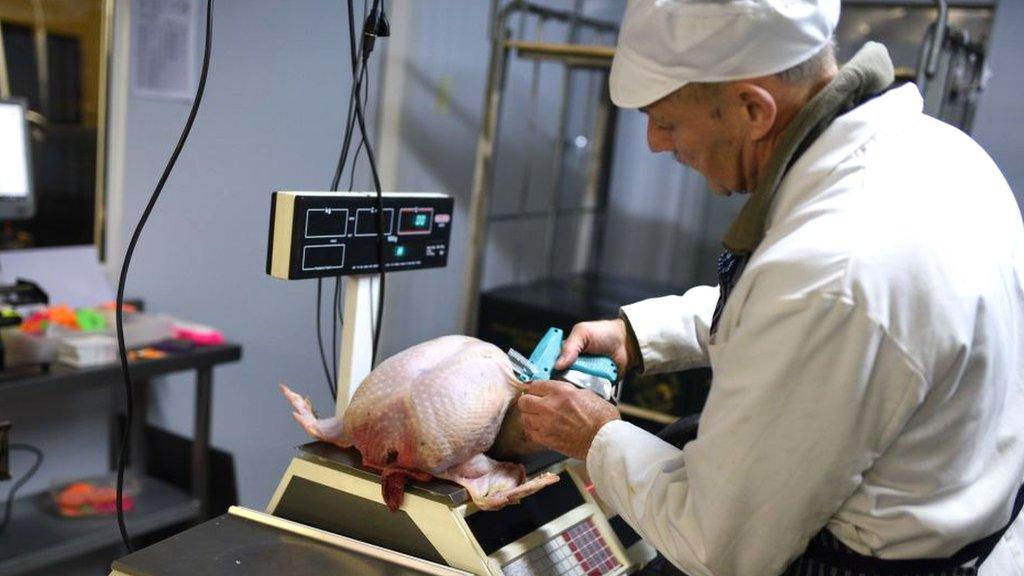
top-left (642, 87), bottom-right (747, 195)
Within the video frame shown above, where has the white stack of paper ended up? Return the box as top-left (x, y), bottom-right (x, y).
top-left (57, 335), bottom-right (117, 368)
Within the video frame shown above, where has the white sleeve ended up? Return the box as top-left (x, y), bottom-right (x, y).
top-left (620, 285), bottom-right (720, 374)
top-left (588, 293), bottom-right (925, 576)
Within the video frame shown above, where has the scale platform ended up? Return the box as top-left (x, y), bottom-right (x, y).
top-left (293, 441), bottom-right (566, 506)
top-left (266, 441), bottom-right (639, 575)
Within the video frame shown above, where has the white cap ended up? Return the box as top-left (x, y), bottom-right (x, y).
top-left (610, 0), bottom-right (841, 108)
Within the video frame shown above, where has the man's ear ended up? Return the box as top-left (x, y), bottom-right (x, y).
top-left (729, 82), bottom-right (777, 141)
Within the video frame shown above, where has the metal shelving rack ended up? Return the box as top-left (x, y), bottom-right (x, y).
top-left (0, 344), bottom-right (242, 576)
top-left (0, 478), bottom-right (197, 575)
top-left (461, 0), bottom-right (620, 335)
top-left (462, 0), bottom-right (1000, 331)
top-left (837, 0), bottom-right (998, 133)
top-left (459, 1), bottom-right (700, 428)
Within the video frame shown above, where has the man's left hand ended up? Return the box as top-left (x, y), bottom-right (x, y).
top-left (517, 380), bottom-right (620, 460)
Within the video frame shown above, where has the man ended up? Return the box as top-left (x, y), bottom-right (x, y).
top-left (517, 1), bottom-right (1024, 575)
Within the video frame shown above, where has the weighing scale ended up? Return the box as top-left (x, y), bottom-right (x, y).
top-left (267, 442), bottom-right (635, 575)
top-left (110, 192), bottom-right (647, 575)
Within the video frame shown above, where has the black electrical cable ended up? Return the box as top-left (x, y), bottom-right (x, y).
top-left (114, 0), bottom-right (214, 553)
top-left (346, 59), bottom-right (371, 192)
top-left (359, 54), bottom-right (387, 365)
top-left (347, 141), bottom-right (366, 191)
top-left (331, 273), bottom-right (344, 396)
top-left (0, 443), bottom-right (43, 536)
top-left (332, 18), bottom-right (373, 223)
top-left (342, 9), bottom-right (371, 377)
top-left (329, 3), bottom-right (373, 194)
top-left (333, 58), bottom-right (372, 394)
top-left (315, 278), bottom-right (337, 398)
top-left (343, 2), bottom-right (372, 193)
top-left (346, 0), bottom-right (388, 364)
top-left (336, 273), bottom-right (345, 325)
top-left (316, 0), bottom-right (384, 389)
top-left (331, 275), bottom-right (341, 394)
top-left (329, 74), bottom-right (364, 191)
top-left (316, 280), bottom-right (331, 391)
top-left (320, 1), bottom-right (377, 401)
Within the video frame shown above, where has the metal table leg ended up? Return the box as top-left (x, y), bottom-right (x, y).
top-left (192, 367), bottom-right (212, 519)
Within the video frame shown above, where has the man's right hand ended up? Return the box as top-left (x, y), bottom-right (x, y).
top-left (555, 319), bottom-right (640, 375)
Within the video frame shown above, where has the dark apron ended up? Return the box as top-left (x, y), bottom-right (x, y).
top-left (643, 485), bottom-right (1023, 576)
top-left (640, 252), bottom-right (1024, 576)
top-left (783, 481), bottom-right (1024, 575)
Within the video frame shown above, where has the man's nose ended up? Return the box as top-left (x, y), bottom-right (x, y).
top-left (646, 120), bottom-right (673, 153)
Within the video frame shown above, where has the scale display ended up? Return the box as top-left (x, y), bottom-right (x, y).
top-left (267, 192), bottom-right (453, 280)
top-left (465, 472), bottom-right (583, 555)
top-left (501, 518), bottom-right (622, 576)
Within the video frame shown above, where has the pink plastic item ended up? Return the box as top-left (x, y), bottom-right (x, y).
top-left (173, 321), bottom-right (224, 346)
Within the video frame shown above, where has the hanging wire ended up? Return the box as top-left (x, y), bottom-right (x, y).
top-left (0, 444), bottom-right (43, 536)
top-left (114, 0), bottom-right (215, 551)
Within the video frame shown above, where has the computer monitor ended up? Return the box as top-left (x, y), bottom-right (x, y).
top-left (0, 98), bottom-right (35, 220)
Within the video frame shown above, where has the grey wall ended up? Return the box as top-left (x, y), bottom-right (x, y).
top-left (373, 0), bottom-right (630, 355)
top-left (971, 0), bottom-right (1024, 203)
top-left (377, 0), bottom-right (739, 355)
top-left (370, 0), bottom-right (489, 356)
top-left (116, 0), bottom-right (381, 507)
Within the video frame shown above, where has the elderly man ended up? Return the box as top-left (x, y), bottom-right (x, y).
top-left (517, 1), bottom-right (1024, 575)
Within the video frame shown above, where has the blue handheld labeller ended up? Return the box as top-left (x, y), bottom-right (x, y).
top-left (507, 327), bottom-right (620, 402)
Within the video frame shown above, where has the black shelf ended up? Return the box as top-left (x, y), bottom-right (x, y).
top-left (0, 344), bottom-right (242, 401)
top-left (0, 342), bottom-right (241, 574)
top-left (0, 476), bottom-right (198, 576)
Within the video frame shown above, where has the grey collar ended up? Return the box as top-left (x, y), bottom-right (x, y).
top-left (722, 42), bottom-right (895, 254)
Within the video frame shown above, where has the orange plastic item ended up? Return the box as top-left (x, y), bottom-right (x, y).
top-left (139, 348), bottom-right (166, 360)
top-left (54, 480), bottom-right (134, 517)
top-left (48, 305), bottom-right (78, 329)
top-left (99, 301), bottom-right (138, 313)
top-left (18, 305), bottom-right (93, 333)
top-left (128, 348), bottom-right (167, 361)
top-left (19, 317), bottom-right (45, 334)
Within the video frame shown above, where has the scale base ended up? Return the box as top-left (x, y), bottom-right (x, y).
top-left (109, 506), bottom-right (468, 576)
top-left (263, 442), bottom-right (640, 575)
top-left (111, 441), bottom-right (649, 575)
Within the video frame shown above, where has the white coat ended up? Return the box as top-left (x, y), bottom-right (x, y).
top-left (588, 84), bottom-right (1024, 576)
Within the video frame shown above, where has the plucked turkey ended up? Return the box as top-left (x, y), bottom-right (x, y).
top-left (281, 335), bottom-right (558, 511)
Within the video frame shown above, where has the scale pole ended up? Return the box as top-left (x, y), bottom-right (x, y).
top-left (336, 274), bottom-right (379, 417)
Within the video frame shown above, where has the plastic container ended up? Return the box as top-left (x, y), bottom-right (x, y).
top-left (112, 313), bottom-right (176, 348)
top-left (51, 312), bottom-right (175, 349)
top-left (1, 327), bottom-right (57, 366)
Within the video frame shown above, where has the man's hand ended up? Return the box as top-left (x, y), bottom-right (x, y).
top-left (517, 380), bottom-right (620, 460)
top-left (556, 318), bottom-right (640, 374)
